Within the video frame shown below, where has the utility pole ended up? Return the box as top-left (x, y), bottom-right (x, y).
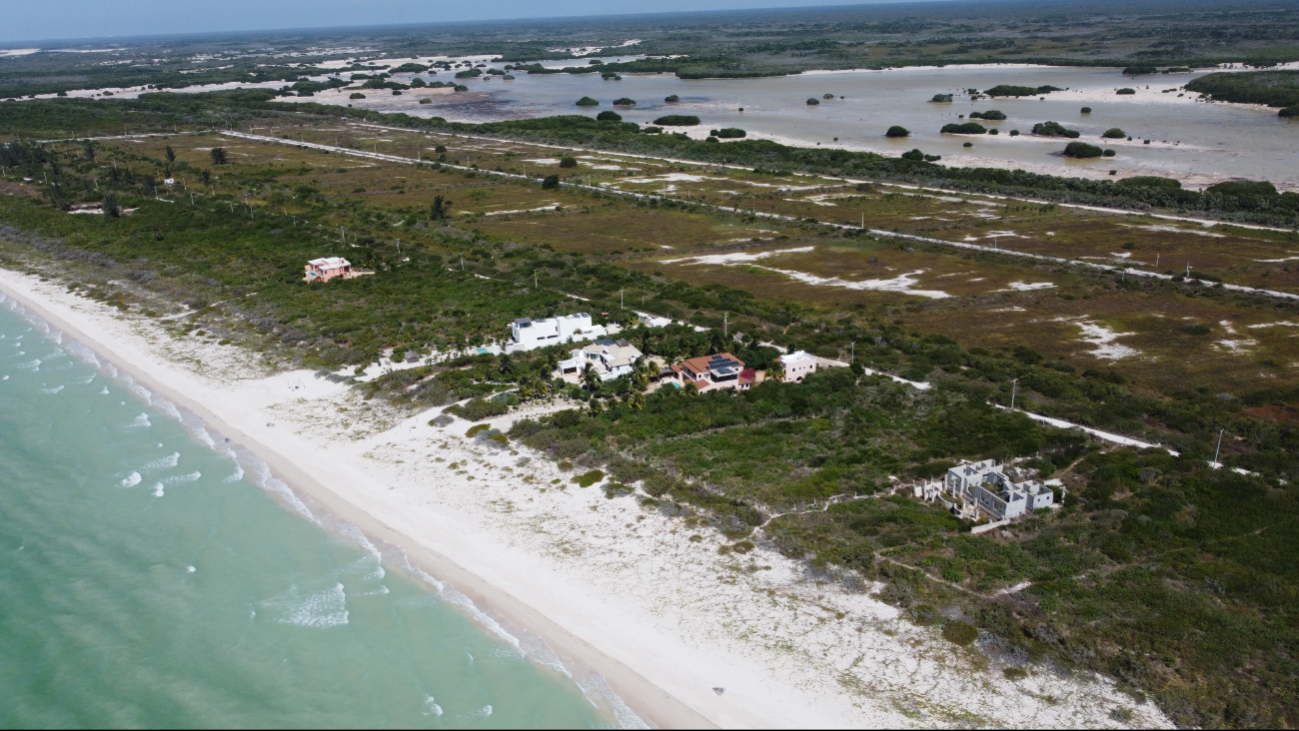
top-left (1010, 378), bottom-right (1018, 410)
top-left (723, 312), bottom-right (728, 338)
top-left (460, 254), bottom-right (464, 271)
top-left (1186, 263), bottom-right (1192, 277)
top-left (1213, 427), bottom-right (1225, 468)
top-left (850, 341), bottom-right (854, 364)
top-left (620, 289), bottom-right (624, 309)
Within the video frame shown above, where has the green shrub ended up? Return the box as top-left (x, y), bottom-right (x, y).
top-left (1102, 127), bottom-right (1126, 138)
top-left (1064, 142), bottom-right (1104, 158)
top-left (984, 84), bottom-right (1061, 97)
top-left (1116, 175), bottom-right (1181, 190)
top-left (612, 97), bottom-right (636, 106)
top-left (1032, 121), bottom-right (1081, 138)
top-left (1003, 667), bottom-right (1028, 681)
top-left (466, 423), bottom-right (491, 438)
top-left (885, 125), bottom-right (910, 138)
top-left (487, 432), bottom-right (509, 447)
top-left (1103, 149), bottom-right (1116, 157)
top-left (559, 156), bottom-right (578, 168)
top-left (596, 110), bottom-right (621, 122)
top-left (942, 621), bottom-right (979, 646)
top-left (575, 96), bottom-right (599, 106)
top-left (714, 127), bottom-right (746, 138)
top-left (901, 149), bottom-right (925, 161)
top-left (573, 469), bottom-right (605, 487)
top-left (806, 98), bottom-right (820, 105)
top-left (557, 460), bottom-right (574, 472)
top-left (1081, 106), bottom-right (1092, 113)
top-left (664, 94), bottom-right (679, 102)
top-left (931, 94), bottom-right (953, 103)
top-left (653, 114), bottom-right (700, 126)
top-left (941, 122), bottom-right (987, 134)
top-left (969, 110), bottom-right (1006, 120)
top-left (1207, 180), bottom-right (1278, 197)
top-left (349, 93), bottom-right (365, 100)
top-left (541, 174), bottom-right (560, 189)
top-left (447, 395), bottom-right (513, 421)
top-left (1116, 88), bottom-right (1136, 95)
top-left (732, 540), bottom-right (755, 554)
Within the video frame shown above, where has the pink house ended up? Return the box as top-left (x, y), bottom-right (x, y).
top-left (305, 257), bottom-right (353, 283)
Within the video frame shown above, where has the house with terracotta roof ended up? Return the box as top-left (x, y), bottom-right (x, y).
top-left (304, 257), bottom-right (354, 283)
top-left (675, 352), bottom-right (754, 393)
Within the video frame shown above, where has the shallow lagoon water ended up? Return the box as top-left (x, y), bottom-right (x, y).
top-left (351, 61), bottom-right (1299, 188)
top-left (0, 301), bottom-right (616, 729)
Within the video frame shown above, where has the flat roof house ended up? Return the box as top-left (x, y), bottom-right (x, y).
top-left (778, 350), bottom-right (817, 382)
top-left (937, 459), bottom-right (1055, 521)
top-left (304, 257), bottom-right (353, 283)
top-left (559, 339), bottom-right (643, 381)
top-left (506, 313), bottom-right (608, 354)
top-left (675, 352), bottom-right (753, 393)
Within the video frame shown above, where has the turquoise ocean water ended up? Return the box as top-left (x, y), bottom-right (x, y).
top-left (0, 297), bottom-right (623, 729)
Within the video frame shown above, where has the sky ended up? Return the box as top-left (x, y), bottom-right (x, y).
top-left (0, 0), bottom-right (922, 45)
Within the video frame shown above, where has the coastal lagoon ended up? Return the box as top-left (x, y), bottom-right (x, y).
top-left (0, 301), bottom-right (617, 728)
top-left (328, 61), bottom-right (1299, 189)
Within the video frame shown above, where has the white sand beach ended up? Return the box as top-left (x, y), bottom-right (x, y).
top-left (0, 266), bottom-right (1171, 729)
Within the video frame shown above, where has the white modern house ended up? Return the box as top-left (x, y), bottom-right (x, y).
top-left (304, 257), bottom-right (354, 283)
top-left (558, 338), bottom-right (643, 381)
top-left (778, 350), bottom-right (818, 381)
top-left (916, 459), bottom-right (1056, 522)
top-left (505, 313), bottom-right (607, 353)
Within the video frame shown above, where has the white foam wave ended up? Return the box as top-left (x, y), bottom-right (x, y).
top-left (224, 465), bottom-right (244, 482)
top-left (343, 554), bottom-right (386, 582)
top-left (144, 452), bottom-right (179, 470)
top-left (163, 471), bottom-right (201, 485)
top-left (118, 471), bottom-right (142, 488)
top-left (71, 373), bottom-right (96, 385)
top-left (421, 697), bottom-right (444, 717)
top-left (127, 413), bottom-right (152, 428)
top-left (40, 385), bottom-right (64, 394)
top-left (16, 359), bottom-right (40, 370)
top-left (99, 386), bottom-right (109, 394)
top-left (152, 482), bottom-right (165, 497)
top-left (263, 583), bottom-right (350, 628)
top-left (2, 376), bottom-right (8, 381)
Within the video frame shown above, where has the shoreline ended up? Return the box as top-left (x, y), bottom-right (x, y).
top-left (0, 272), bottom-right (710, 730)
top-left (0, 265), bottom-right (1174, 729)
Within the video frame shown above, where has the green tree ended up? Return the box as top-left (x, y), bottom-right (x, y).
top-left (542, 174), bottom-right (560, 190)
top-left (101, 192), bottom-right (121, 218)
top-left (165, 145), bottom-right (175, 163)
top-left (430, 195), bottom-right (452, 220)
top-left (559, 156), bottom-right (578, 168)
top-left (210, 148), bottom-right (228, 165)
top-left (582, 363), bottom-right (602, 391)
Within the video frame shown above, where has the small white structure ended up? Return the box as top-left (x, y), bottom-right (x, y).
top-left (916, 459), bottom-right (1056, 522)
top-left (559, 338), bottom-right (643, 381)
top-left (506, 313), bottom-right (607, 353)
top-left (778, 350), bottom-right (817, 381)
top-left (304, 257), bottom-right (354, 283)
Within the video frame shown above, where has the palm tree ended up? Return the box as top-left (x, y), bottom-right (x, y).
top-left (582, 363), bottom-right (602, 391)
top-left (430, 195), bottom-right (451, 220)
top-left (770, 358), bottom-right (785, 382)
top-left (628, 391), bottom-right (646, 410)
